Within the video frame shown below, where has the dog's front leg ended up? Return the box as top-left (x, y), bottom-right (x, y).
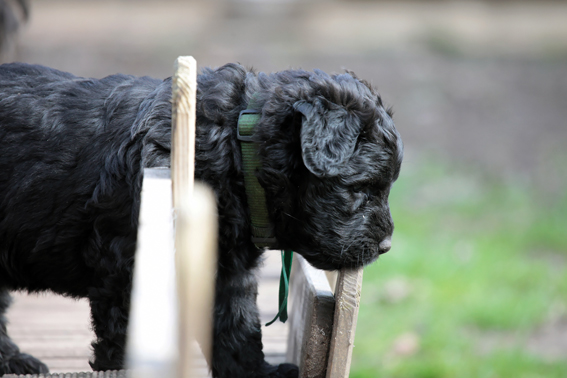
top-left (88, 276), bottom-right (131, 372)
top-left (211, 267), bottom-right (298, 378)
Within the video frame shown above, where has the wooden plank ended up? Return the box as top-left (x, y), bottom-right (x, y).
top-left (286, 255), bottom-right (335, 378)
top-left (171, 55), bottom-right (216, 378)
top-left (325, 268), bottom-right (363, 378)
top-left (126, 169), bottom-right (177, 378)
top-left (6, 252), bottom-right (288, 378)
top-left (325, 272), bottom-right (338, 295)
top-left (171, 56), bottom-right (197, 207)
top-left (259, 251), bottom-right (291, 367)
top-left (2, 371), bottom-right (128, 378)
top-left (7, 293), bottom-right (93, 373)
top-left (175, 182), bottom-right (217, 378)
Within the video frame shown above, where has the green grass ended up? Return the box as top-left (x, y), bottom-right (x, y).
top-left (351, 160), bottom-right (567, 378)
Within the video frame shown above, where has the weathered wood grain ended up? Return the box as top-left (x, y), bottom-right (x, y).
top-left (2, 371), bottom-right (128, 378)
top-left (126, 169), bottom-right (177, 378)
top-left (6, 252), bottom-right (288, 378)
top-left (325, 268), bottom-right (363, 378)
top-left (171, 56), bottom-right (197, 207)
top-left (175, 183), bottom-right (217, 378)
top-left (286, 255), bottom-right (335, 378)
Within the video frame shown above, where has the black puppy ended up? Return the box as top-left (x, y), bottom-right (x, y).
top-left (0, 62), bottom-right (403, 377)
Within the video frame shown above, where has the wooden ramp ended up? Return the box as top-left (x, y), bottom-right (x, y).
top-left (3, 251), bottom-right (287, 377)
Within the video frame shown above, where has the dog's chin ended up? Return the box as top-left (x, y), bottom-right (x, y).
top-left (295, 244), bottom-right (382, 271)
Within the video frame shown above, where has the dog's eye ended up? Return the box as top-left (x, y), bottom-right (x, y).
top-left (352, 185), bottom-right (372, 202)
top-left (353, 185), bottom-right (365, 193)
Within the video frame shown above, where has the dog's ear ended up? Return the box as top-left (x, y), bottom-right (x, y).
top-left (294, 98), bottom-right (362, 177)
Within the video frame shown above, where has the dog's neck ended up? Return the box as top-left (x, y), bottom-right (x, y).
top-left (237, 95), bottom-right (277, 249)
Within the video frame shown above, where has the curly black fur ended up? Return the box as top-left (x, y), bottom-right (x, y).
top-left (0, 62), bottom-right (403, 377)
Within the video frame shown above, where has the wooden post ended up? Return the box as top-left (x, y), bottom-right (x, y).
top-left (175, 183), bottom-right (217, 378)
top-left (171, 56), bottom-right (197, 207)
top-left (286, 254), bottom-right (335, 378)
top-left (127, 169), bottom-right (177, 378)
top-left (287, 258), bottom-right (364, 378)
top-left (171, 56), bottom-right (217, 378)
top-left (325, 267), bottom-right (364, 378)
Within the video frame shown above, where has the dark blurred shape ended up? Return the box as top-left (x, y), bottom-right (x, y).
top-left (225, 0), bottom-right (298, 17)
top-left (0, 0), bottom-right (28, 63)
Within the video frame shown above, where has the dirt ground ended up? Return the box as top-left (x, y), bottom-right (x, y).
top-left (16, 0), bottom-right (567, 191)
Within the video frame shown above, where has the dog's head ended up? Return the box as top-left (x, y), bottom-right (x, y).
top-left (254, 69), bottom-right (403, 270)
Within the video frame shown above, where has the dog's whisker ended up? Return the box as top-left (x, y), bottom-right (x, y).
top-left (340, 240), bottom-right (350, 256)
top-left (283, 212), bottom-right (301, 222)
top-left (340, 238), bottom-right (357, 262)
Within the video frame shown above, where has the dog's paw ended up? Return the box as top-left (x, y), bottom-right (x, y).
top-left (273, 363), bottom-right (299, 378)
top-left (0, 352), bottom-right (49, 375)
top-left (261, 362), bottom-right (299, 378)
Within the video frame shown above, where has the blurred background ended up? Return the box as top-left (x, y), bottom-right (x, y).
top-left (5, 0), bottom-right (567, 376)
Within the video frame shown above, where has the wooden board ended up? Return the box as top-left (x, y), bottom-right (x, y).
top-left (175, 183), bottom-right (217, 377)
top-left (286, 255), bottom-right (335, 378)
top-left (171, 56), bottom-right (197, 207)
top-left (325, 268), bottom-right (363, 378)
top-left (126, 168), bottom-right (177, 378)
top-left (2, 371), bottom-right (128, 378)
top-left (4, 293), bottom-right (93, 373)
top-left (5, 252), bottom-right (288, 378)
top-left (287, 256), bottom-right (364, 378)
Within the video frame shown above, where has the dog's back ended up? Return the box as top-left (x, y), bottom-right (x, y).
top-left (0, 63), bottom-right (164, 294)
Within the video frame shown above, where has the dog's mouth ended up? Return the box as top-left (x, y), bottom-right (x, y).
top-left (345, 235), bottom-right (393, 264)
top-left (295, 235), bottom-right (392, 271)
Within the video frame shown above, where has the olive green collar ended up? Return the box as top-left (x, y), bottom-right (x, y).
top-left (236, 98), bottom-right (277, 249)
top-left (236, 97), bottom-right (292, 325)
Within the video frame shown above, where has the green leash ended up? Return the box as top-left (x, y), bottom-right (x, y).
top-left (237, 96), bottom-right (293, 325)
top-left (266, 250), bottom-right (293, 326)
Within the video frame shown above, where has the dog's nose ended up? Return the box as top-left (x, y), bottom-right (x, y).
top-left (379, 237), bottom-right (392, 254)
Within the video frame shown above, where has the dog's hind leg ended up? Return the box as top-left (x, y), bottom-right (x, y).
top-left (0, 289), bottom-right (49, 375)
